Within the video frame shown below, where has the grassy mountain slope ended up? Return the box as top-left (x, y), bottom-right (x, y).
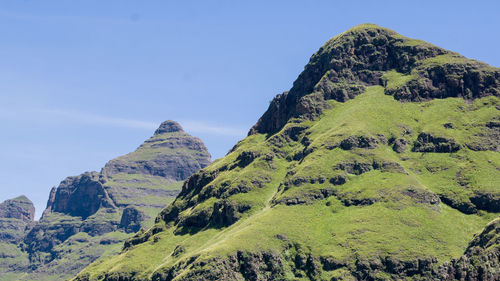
top-left (0, 121), bottom-right (210, 281)
top-left (76, 24), bottom-right (499, 280)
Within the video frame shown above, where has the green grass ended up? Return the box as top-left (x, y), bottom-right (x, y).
top-left (76, 85), bottom-right (500, 280)
top-left (104, 173), bottom-right (181, 207)
top-left (382, 70), bottom-right (416, 90)
top-left (417, 53), bottom-right (474, 67)
top-left (0, 242), bottom-right (30, 281)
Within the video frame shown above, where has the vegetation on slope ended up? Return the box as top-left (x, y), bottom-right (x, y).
top-left (74, 23), bottom-right (499, 280)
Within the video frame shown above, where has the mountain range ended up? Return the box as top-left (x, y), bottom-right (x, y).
top-left (0, 120), bottom-right (210, 281)
top-left (0, 23), bottom-right (498, 281)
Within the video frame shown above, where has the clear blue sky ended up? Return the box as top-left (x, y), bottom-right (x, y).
top-left (0, 1), bottom-right (498, 218)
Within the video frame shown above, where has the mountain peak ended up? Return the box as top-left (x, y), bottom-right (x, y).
top-left (103, 120), bottom-right (210, 181)
top-left (344, 23), bottom-right (387, 32)
top-left (12, 195), bottom-right (32, 203)
top-left (249, 24), bottom-right (499, 135)
top-left (0, 195), bottom-right (35, 222)
top-left (154, 120), bottom-right (184, 135)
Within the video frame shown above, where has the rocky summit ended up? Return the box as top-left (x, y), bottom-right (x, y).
top-left (101, 120), bottom-right (210, 182)
top-left (0, 195), bottom-right (35, 224)
top-left (75, 24), bottom-right (499, 281)
top-left (0, 120), bottom-right (210, 281)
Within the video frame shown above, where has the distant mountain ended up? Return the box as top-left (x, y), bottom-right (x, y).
top-left (0, 196), bottom-right (34, 279)
top-left (0, 120), bottom-right (210, 281)
top-left (75, 24), bottom-right (499, 281)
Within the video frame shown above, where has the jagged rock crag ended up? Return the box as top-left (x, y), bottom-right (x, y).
top-left (0, 120), bottom-right (210, 281)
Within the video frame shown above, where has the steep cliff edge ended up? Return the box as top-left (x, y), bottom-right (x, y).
top-left (75, 24), bottom-right (499, 281)
top-left (0, 120), bottom-right (210, 281)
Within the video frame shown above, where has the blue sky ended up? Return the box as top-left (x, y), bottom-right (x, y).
top-left (0, 1), bottom-right (498, 218)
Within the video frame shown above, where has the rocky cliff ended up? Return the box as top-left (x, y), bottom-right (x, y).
top-left (0, 120), bottom-right (210, 281)
top-left (0, 196), bottom-right (34, 224)
top-left (0, 195), bottom-right (34, 243)
top-left (75, 24), bottom-right (499, 281)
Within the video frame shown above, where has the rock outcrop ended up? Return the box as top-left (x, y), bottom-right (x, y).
top-left (44, 172), bottom-right (115, 219)
top-left (412, 132), bottom-right (461, 153)
top-left (119, 206), bottom-right (144, 234)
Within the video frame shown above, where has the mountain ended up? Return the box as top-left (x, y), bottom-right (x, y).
top-left (0, 120), bottom-right (210, 281)
top-left (75, 24), bottom-right (499, 281)
top-left (0, 196), bottom-right (35, 279)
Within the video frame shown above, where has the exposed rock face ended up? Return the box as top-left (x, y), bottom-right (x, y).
top-left (339, 135), bottom-right (380, 150)
top-left (119, 206), bottom-right (144, 234)
top-left (154, 120), bottom-right (184, 134)
top-left (392, 138), bottom-right (408, 153)
top-left (0, 120), bottom-right (210, 281)
top-left (412, 132), bottom-right (461, 153)
top-left (45, 172), bottom-right (114, 219)
top-left (0, 195), bottom-right (35, 222)
top-left (0, 196), bottom-right (35, 243)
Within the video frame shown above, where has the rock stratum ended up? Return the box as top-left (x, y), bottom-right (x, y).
top-left (75, 24), bottom-right (499, 281)
top-left (0, 121), bottom-right (210, 281)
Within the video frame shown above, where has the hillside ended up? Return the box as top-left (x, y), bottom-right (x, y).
top-left (0, 121), bottom-right (210, 281)
top-left (74, 24), bottom-right (500, 281)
